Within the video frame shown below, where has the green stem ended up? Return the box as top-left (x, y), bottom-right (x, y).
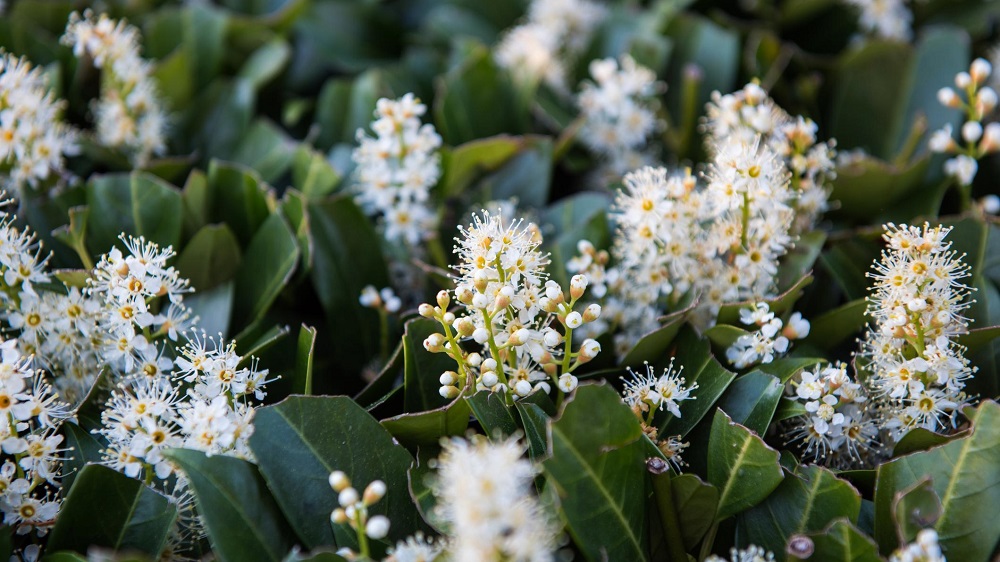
top-left (740, 191), bottom-right (751, 251)
top-left (650, 471), bottom-right (689, 562)
top-left (377, 308), bottom-right (389, 365)
top-left (699, 521), bottom-right (720, 561)
top-left (355, 510), bottom-right (370, 558)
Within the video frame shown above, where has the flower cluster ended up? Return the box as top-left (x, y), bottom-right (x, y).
top-left (421, 211), bottom-right (601, 401)
top-left (784, 363), bottom-right (879, 468)
top-left (726, 303), bottom-right (809, 369)
top-left (704, 82), bottom-right (836, 233)
top-left (432, 434), bottom-right (556, 561)
top-left (385, 533), bottom-right (444, 562)
top-left (353, 94), bottom-right (442, 246)
top-left (329, 471), bottom-right (390, 559)
top-left (889, 529), bottom-right (946, 562)
top-left (359, 285), bottom-right (402, 314)
top-left (706, 545), bottom-right (776, 562)
top-left (577, 56), bottom-right (665, 179)
top-left (0, 52), bottom-right (77, 193)
top-left (621, 361), bottom-right (697, 470)
top-left (0, 339), bottom-right (70, 538)
top-left (861, 223), bottom-right (975, 439)
top-left (930, 58), bottom-right (998, 187)
top-left (495, 0), bottom-right (606, 93)
top-left (841, 0), bottom-right (913, 40)
top-left (62, 10), bottom-right (168, 165)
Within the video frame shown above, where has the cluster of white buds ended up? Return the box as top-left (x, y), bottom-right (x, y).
top-left (841, 0), bottom-right (913, 41)
top-left (726, 302), bottom-right (809, 369)
top-left (0, 52), bottom-right (77, 193)
top-left (861, 223), bottom-right (975, 439)
top-left (432, 435), bottom-right (556, 561)
top-left (889, 529), bottom-right (946, 562)
top-left (62, 11), bottom-right (168, 166)
top-left (930, 58), bottom-right (998, 187)
top-left (784, 363), bottom-right (879, 468)
top-left (353, 94), bottom-right (441, 246)
top-left (706, 545), bottom-right (776, 562)
top-left (421, 211), bottom-right (600, 401)
top-left (495, 0), bottom-right (606, 93)
top-left (329, 471), bottom-right (391, 559)
top-left (359, 285), bottom-right (402, 314)
top-left (577, 56), bottom-right (665, 180)
top-left (0, 338), bottom-right (71, 538)
top-left (704, 81), bottom-right (836, 234)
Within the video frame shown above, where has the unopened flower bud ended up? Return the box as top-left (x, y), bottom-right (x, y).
top-left (514, 380), bottom-right (532, 396)
top-left (439, 371), bottom-right (457, 386)
top-left (436, 290), bottom-right (450, 309)
top-left (493, 292), bottom-right (510, 311)
top-left (583, 303), bottom-right (602, 323)
top-left (439, 385), bottom-right (459, 399)
top-left (473, 270), bottom-right (490, 292)
top-left (472, 328), bottom-right (489, 344)
top-left (543, 329), bottom-right (562, 348)
top-left (981, 194), bottom-right (1000, 214)
top-left (366, 515), bottom-right (390, 539)
top-left (338, 487), bottom-right (359, 508)
top-left (970, 57), bottom-right (992, 84)
top-left (331, 508), bottom-right (348, 525)
top-left (481, 371), bottom-right (499, 387)
top-left (423, 334), bottom-right (445, 353)
top-left (558, 374), bottom-right (578, 393)
top-left (580, 338), bottom-right (601, 360)
top-left (418, 304), bottom-right (436, 318)
top-left (981, 122), bottom-right (1000, 153)
top-left (955, 71), bottom-right (972, 89)
top-left (472, 293), bottom-right (490, 309)
top-left (962, 120), bottom-right (983, 143)
top-left (454, 317), bottom-right (475, 337)
top-left (543, 362), bottom-right (557, 375)
top-left (565, 311), bottom-right (583, 329)
top-left (510, 328), bottom-right (530, 346)
top-left (937, 87), bottom-right (960, 108)
top-left (570, 275), bottom-right (588, 299)
top-left (329, 471), bottom-right (350, 492)
top-left (978, 87), bottom-right (998, 113)
top-left (455, 285), bottom-right (474, 304)
top-left (482, 358), bottom-right (498, 372)
top-left (363, 480), bottom-right (387, 505)
top-left (466, 352), bottom-right (482, 367)
top-left (442, 312), bottom-right (455, 324)
top-left (539, 297), bottom-right (557, 313)
top-left (544, 281), bottom-right (563, 301)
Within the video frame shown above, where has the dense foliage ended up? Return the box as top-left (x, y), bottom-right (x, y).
top-left (0, 0), bottom-right (998, 561)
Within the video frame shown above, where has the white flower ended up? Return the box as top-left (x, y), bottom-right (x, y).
top-left (943, 155), bottom-right (978, 186)
top-left (621, 361), bottom-right (697, 418)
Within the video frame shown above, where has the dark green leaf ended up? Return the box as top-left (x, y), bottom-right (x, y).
top-left (802, 299), bottom-right (868, 352)
top-left (439, 135), bottom-right (525, 196)
top-left (232, 212), bottom-right (300, 330)
top-left (175, 225), bottom-right (242, 291)
top-left (380, 397), bottom-right (472, 449)
top-left (715, 371), bottom-right (784, 436)
top-left (892, 477), bottom-right (942, 545)
top-left (295, 324), bottom-right (317, 395)
top-left (620, 306), bottom-right (691, 369)
top-left (707, 409), bottom-right (784, 520)
top-left (658, 328), bottom-right (737, 439)
top-left (48, 465), bottom-right (176, 556)
top-left (515, 400), bottom-right (551, 461)
top-left (670, 474), bottom-right (719, 550)
top-left (60, 422), bottom-right (105, 492)
top-left (806, 518), bottom-right (882, 562)
top-left (292, 147), bottom-right (341, 200)
top-left (467, 390), bottom-right (518, 439)
top-left (231, 119), bottom-right (297, 183)
top-left (85, 173), bottom-right (183, 254)
top-left (238, 38), bottom-right (292, 91)
top-left (207, 160), bottom-right (273, 247)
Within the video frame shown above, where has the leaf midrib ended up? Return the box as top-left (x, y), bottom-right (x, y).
top-left (716, 433), bottom-right (753, 519)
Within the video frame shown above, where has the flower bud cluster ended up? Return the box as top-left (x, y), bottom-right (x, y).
top-left (841, 0), bottom-right (913, 41)
top-left (495, 0), bottom-right (606, 93)
top-left (861, 223), bottom-right (975, 439)
top-left (421, 211), bottom-right (601, 401)
top-left (577, 55), bottom-right (665, 180)
top-left (784, 362), bottom-right (879, 468)
top-left (0, 52), bottom-right (77, 193)
top-left (359, 285), bottom-right (401, 314)
top-left (706, 545), bottom-right (776, 562)
top-left (353, 94), bottom-right (441, 246)
top-left (726, 303), bottom-right (809, 369)
top-left (329, 471), bottom-right (391, 558)
top-left (889, 528), bottom-right (945, 562)
top-left (930, 58), bottom-right (999, 187)
top-left (62, 11), bottom-right (168, 166)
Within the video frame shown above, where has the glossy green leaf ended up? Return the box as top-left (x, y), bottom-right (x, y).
top-left (739, 465), bottom-right (861, 554)
top-left (806, 518), bottom-right (882, 562)
top-left (401, 319), bottom-right (456, 413)
top-left (476, 136), bottom-right (553, 208)
top-left (515, 400), bottom-right (551, 461)
top-left (716, 274), bottom-right (813, 326)
top-left (314, 70), bottom-right (385, 150)
top-left (60, 421), bottom-right (105, 492)
top-left (620, 306), bottom-right (691, 368)
top-left (231, 212), bottom-right (300, 329)
top-left (238, 38), bottom-right (292, 91)
top-left (48, 465), bottom-right (176, 556)
top-left (874, 400), bottom-right (1000, 559)
top-left (231, 119), bottom-right (297, 183)
top-left (85, 172), bottom-right (183, 254)
top-left (543, 384), bottom-right (649, 562)
top-left (292, 147), bottom-right (341, 200)
top-left (707, 409), bottom-right (784, 520)
top-left (248, 396), bottom-right (421, 548)
top-left (380, 397), bottom-right (471, 449)
top-left (670, 474), bottom-right (719, 550)
top-left (778, 231), bottom-right (827, 292)
top-left (756, 357), bottom-right (824, 383)
top-left (295, 324), bottom-right (317, 395)
top-left (715, 370), bottom-right (783, 436)
top-left (175, 224), bottom-right (242, 291)
top-left (830, 155), bottom-right (931, 221)
top-left (165, 449), bottom-right (296, 562)
top-left (206, 160), bottom-right (273, 246)
top-left (439, 135), bottom-right (525, 196)
top-left (467, 390), bottom-right (518, 439)
top-left (892, 477), bottom-right (942, 545)
top-left (185, 281), bottom-right (234, 338)
top-left (891, 427), bottom-right (968, 457)
top-left (658, 328), bottom-right (737, 439)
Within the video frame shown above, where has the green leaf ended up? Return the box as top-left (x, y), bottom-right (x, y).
top-left (807, 519), bottom-right (883, 562)
top-left (380, 397), bottom-right (472, 449)
top-left (873, 400), bottom-right (1000, 559)
top-left (231, 119), bottom-right (297, 183)
top-left (756, 357), bottom-right (824, 383)
top-left (515, 400), bottom-right (551, 461)
top-left (179, 79), bottom-right (255, 161)
top-left (830, 156), bottom-right (932, 221)
top-left (543, 384), bottom-right (649, 561)
top-left (175, 224), bottom-right (242, 291)
top-left (207, 160), bottom-right (273, 246)
top-left (891, 427), bottom-right (968, 457)
top-left (802, 299), bottom-right (868, 352)
top-left (739, 465), bottom-right (861, 554)
top-left (439, 135), bottom-right (525, 196)
top-left (309, 196), bottom-right (389, 377)
top-left (892, 477), bottom-right (942, 545)
top-left (476, 136), bottom-right (553, 208)
top-left (165, 449), bottom-right (296, 562)
top-left (314, 70), bottom-right (385, 150)
top-left (467, 390), bottom-right (519, 439)
top-left (85, 172), bottom-right (183, 254)
top-left (60, 421), bottom-right (105, 492)
top-left (715, 370), bottom-right (783, 436)
top-left (434, 42), bottom-right (527, 145)
top-left (182, 4), bottom-right (227, 87)
top-left (670, 474), bottom-right (720, 550)
top-left (779, 231), bottom-right (827, 292)
top-left (401, 319), bottom-right (456, 413)
top-left (231, 212), bottom-right (300, 330)
top-left (955, 325), bottom-right (1000, 355)
top-left (248, 396), bottom-right (422, 548)
top-left (663, 14), bottom-right (739, 128)
top-left (716, 274), bottom-right (813, 326)
top-left (185, 281), bottom-right (234, 338)
top-left (658, 328), bottom-right (737, 439)
top-left (295, 324), bottom-right (317, 395)
top-left (238, 38), bottom-right (292, 91)
top-left (48, 465), bottom-right (176, 556)
top-left (819, 235), bottom-right (882, 300)
top-left (707, 409), bottom-right (784, 521)
top-left (620, 307), bottom-right (691, 369)
top-left (292, 147), bottom-right (341, 200)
